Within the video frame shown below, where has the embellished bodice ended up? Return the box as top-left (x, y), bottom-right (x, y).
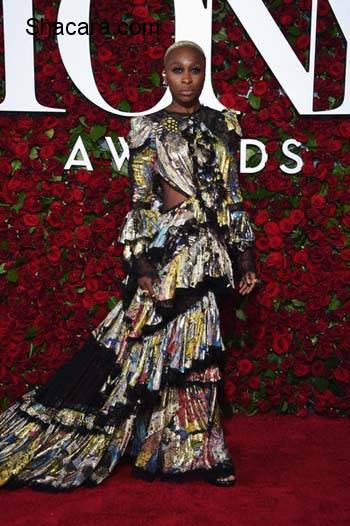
top-left (126, 104), bottom-right (243, 210)
top-left (118, 103), bottom-right (256, 276)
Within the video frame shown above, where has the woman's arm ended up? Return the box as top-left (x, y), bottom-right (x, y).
top-left (118, 116), bottom-right (160, 292)
top-left (221, 109), bottom-right (258, 290)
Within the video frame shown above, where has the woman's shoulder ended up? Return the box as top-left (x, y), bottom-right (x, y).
top-left (127, 113), bottom-right (157, 149)
top-left (201, 105), bottom-right (242, 137)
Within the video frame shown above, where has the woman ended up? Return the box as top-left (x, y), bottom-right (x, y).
top-left (0, 40), bottom-right (258, 490)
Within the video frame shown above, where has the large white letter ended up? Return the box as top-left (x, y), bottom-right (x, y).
top-left (240, 139), bottom-right (268, 173)
top-left (280, 139), bottom-right (303, 174)
top-left (0, 0), bottom-right (64, 112)
top-left (227, 0), bottom-right (350, 115)
top-left (57, 0), bottom-right (221, 116)
top-left (64, 136), bottom-right (93, 171)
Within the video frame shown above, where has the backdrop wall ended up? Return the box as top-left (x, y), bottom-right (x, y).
top-left (0, 0), bottom-right (349, 416)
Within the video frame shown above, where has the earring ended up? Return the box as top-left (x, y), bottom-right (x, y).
top-left (162, 75), bottom-right (168, 87)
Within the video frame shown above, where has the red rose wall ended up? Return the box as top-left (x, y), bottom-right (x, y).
top-left (0, 0), bottom-right (349, 416)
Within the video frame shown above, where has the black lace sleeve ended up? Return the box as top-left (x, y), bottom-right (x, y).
top-left (133, 253), bottom-right (159, 281)
top-left (227, 243), bottom-right (257, 281)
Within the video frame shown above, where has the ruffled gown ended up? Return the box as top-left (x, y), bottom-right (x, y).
top-left (0, 104), bottom-right (256, 490)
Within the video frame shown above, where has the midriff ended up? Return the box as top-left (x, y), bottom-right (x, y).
top-left (158, 175), bottom-right (189, 211)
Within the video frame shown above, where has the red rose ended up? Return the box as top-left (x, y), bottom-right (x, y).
top-left (237, 358), bottom-right (253, 376)
top-left (311, 360), bottom-right (325, 377)
top-left (93, 290), bottom-right (110, 303)
top-left (224, 379), bottom-right (236, 400)
top-left (39, 144), bottom-right (55, 159)
top-left (46, 246), bottom-right (61, 263)
top-left (332, 367), bottom-right (350, 383)
top-left (253, 80), bottom-right (268, 96)
top-left (75, 225), bottom-right (91, 243)
top-left (329, 62), bottom-right (344, 79)
top-left (147, 46), bottom-right (164, 59)
top-left (98, 47), bottom-right (113, 63)
top-left (339, 121), bottom-right (350, 138)
top-left (295, 35), bottom-right (310, 50)
top-left (238, 42), bottom-right (255, 59)
top-left (289, 209), bottom-right (305, 225)
top-left (264, 221), bottom-right (281, 236)
top-left (248, 375), bottom-right (261, 389)
top-left (268, 235), bottom-right (283, 249)
top-left (272, 333), bottom-right (291, 355)
top-left (293, 251), bottom-right (308, 265)
top-left (23, 214), bottom-right (39, 227)
top-left (340, 248), bottom-right (350, 261)
top-left (263, 282), bottom-right (280, 300)
top-left (255, 210), bottom-right (268, 225)
top-left (294, 362), bottom-right (310, 377)
top-left (13, 142), bottom-right (29, 158)
top-left (279, 217), bottom-right (294, 233)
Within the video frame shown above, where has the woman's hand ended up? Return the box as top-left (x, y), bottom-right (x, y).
top-left (238, 271), bottom-right (258, 295)
top-left (138, 275), bottom-right (161, 300)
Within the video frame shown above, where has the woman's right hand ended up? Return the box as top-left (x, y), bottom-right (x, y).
top-left (138, 275), bottom-right (160, 300)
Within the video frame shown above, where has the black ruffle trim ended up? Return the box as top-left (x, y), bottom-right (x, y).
top-left (123, 275), bottom-right (234, 339)
top-left (2, 456), bottom-right (235, 492)
top-left (131, 459), bottom-right (235, 483)
top-left (15, 331), bottom-right (227, 438)
top-left (33, 334), bottom-right (122, 411)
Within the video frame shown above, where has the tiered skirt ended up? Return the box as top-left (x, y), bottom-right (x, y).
top-left (0, 196), bottom-right (238, 491)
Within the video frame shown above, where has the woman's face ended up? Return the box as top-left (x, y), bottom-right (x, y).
top-left (163, 47), bottom-right (205, 106)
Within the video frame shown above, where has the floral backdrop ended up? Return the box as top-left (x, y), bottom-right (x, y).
top-left (0, 0), bottom-right (349, 416)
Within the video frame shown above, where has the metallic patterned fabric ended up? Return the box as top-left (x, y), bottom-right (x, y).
top-left (0, 105), bottom-right (256, 490)
top-left (119, 104), bottom-right (255, 266)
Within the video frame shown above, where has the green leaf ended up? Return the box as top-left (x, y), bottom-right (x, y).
top-left (150, 70), bottom-right (160, 87)
top-left (267, 352), bottom-right (281, 363)
top-left (11, 192), bottom-right (26, 212)
top-left (6, 268), bottom-right (19, 283)
top-left (59, 273), bottom-right (69, 284)
top-left (107, 296), bottom-right (119, 310)
top-left (312, 376), bottom-right (328, 392)
top-left (213, 27), bottom-right (227, 42)
top-left (79, 115), bottom-right (88, 127)
top-left (245, 146), bottom-right (259, 163)
top-left (89, 125), bottom-right (107, 141)
top-left (287, 26), bottom-right (301, 37)
top-left (11, 159), bottom-right (22, 172)
top-left (270, 0), bottom-right (283, 7)
top-left (291, 299), bottom-right (305, 308)
top-left (28, 343), bottom-right (35, 358)
top-left (138, 86), bottom-right (152, 93)
top-left (235, 308), bottom-right (247, 321)
top-left (328, 294), bottom-right (341, 311)
top-left (25, 326), bottom-right (38, 340)
top-left (237, 63), bottom-right (249, 79)
top-left (264, 369), bottom-right (276, 379)
top-left (329, 379), bottom-right (344, 396)
top-left (289, 195), bottom-right (300, 208)
top-left (319, 182), bottom-right (328, 196)
top-left (248, 93), bottom-right (261, 110)
top-left (306, 134), bottom-right (317, 149)
top-left (0, 263), bottom-right (6, 274)
top-left (118, 100), bottom-right (131, 112)
top-left (45, 128), bottom-right (55, 139)
top-left (29, 147), bottom-right (38, 160)
top-left (280, 400), bottom-right (289, 412)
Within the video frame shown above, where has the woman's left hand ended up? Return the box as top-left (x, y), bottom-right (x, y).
top-left (238, 271), bottom-right (259, 295)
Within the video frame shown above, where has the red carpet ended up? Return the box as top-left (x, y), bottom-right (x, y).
top-left (1, 413), bottom-right (349, 526)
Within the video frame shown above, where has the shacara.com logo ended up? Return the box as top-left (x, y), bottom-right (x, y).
top-left (26, 17), bottom-right (160, 37)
